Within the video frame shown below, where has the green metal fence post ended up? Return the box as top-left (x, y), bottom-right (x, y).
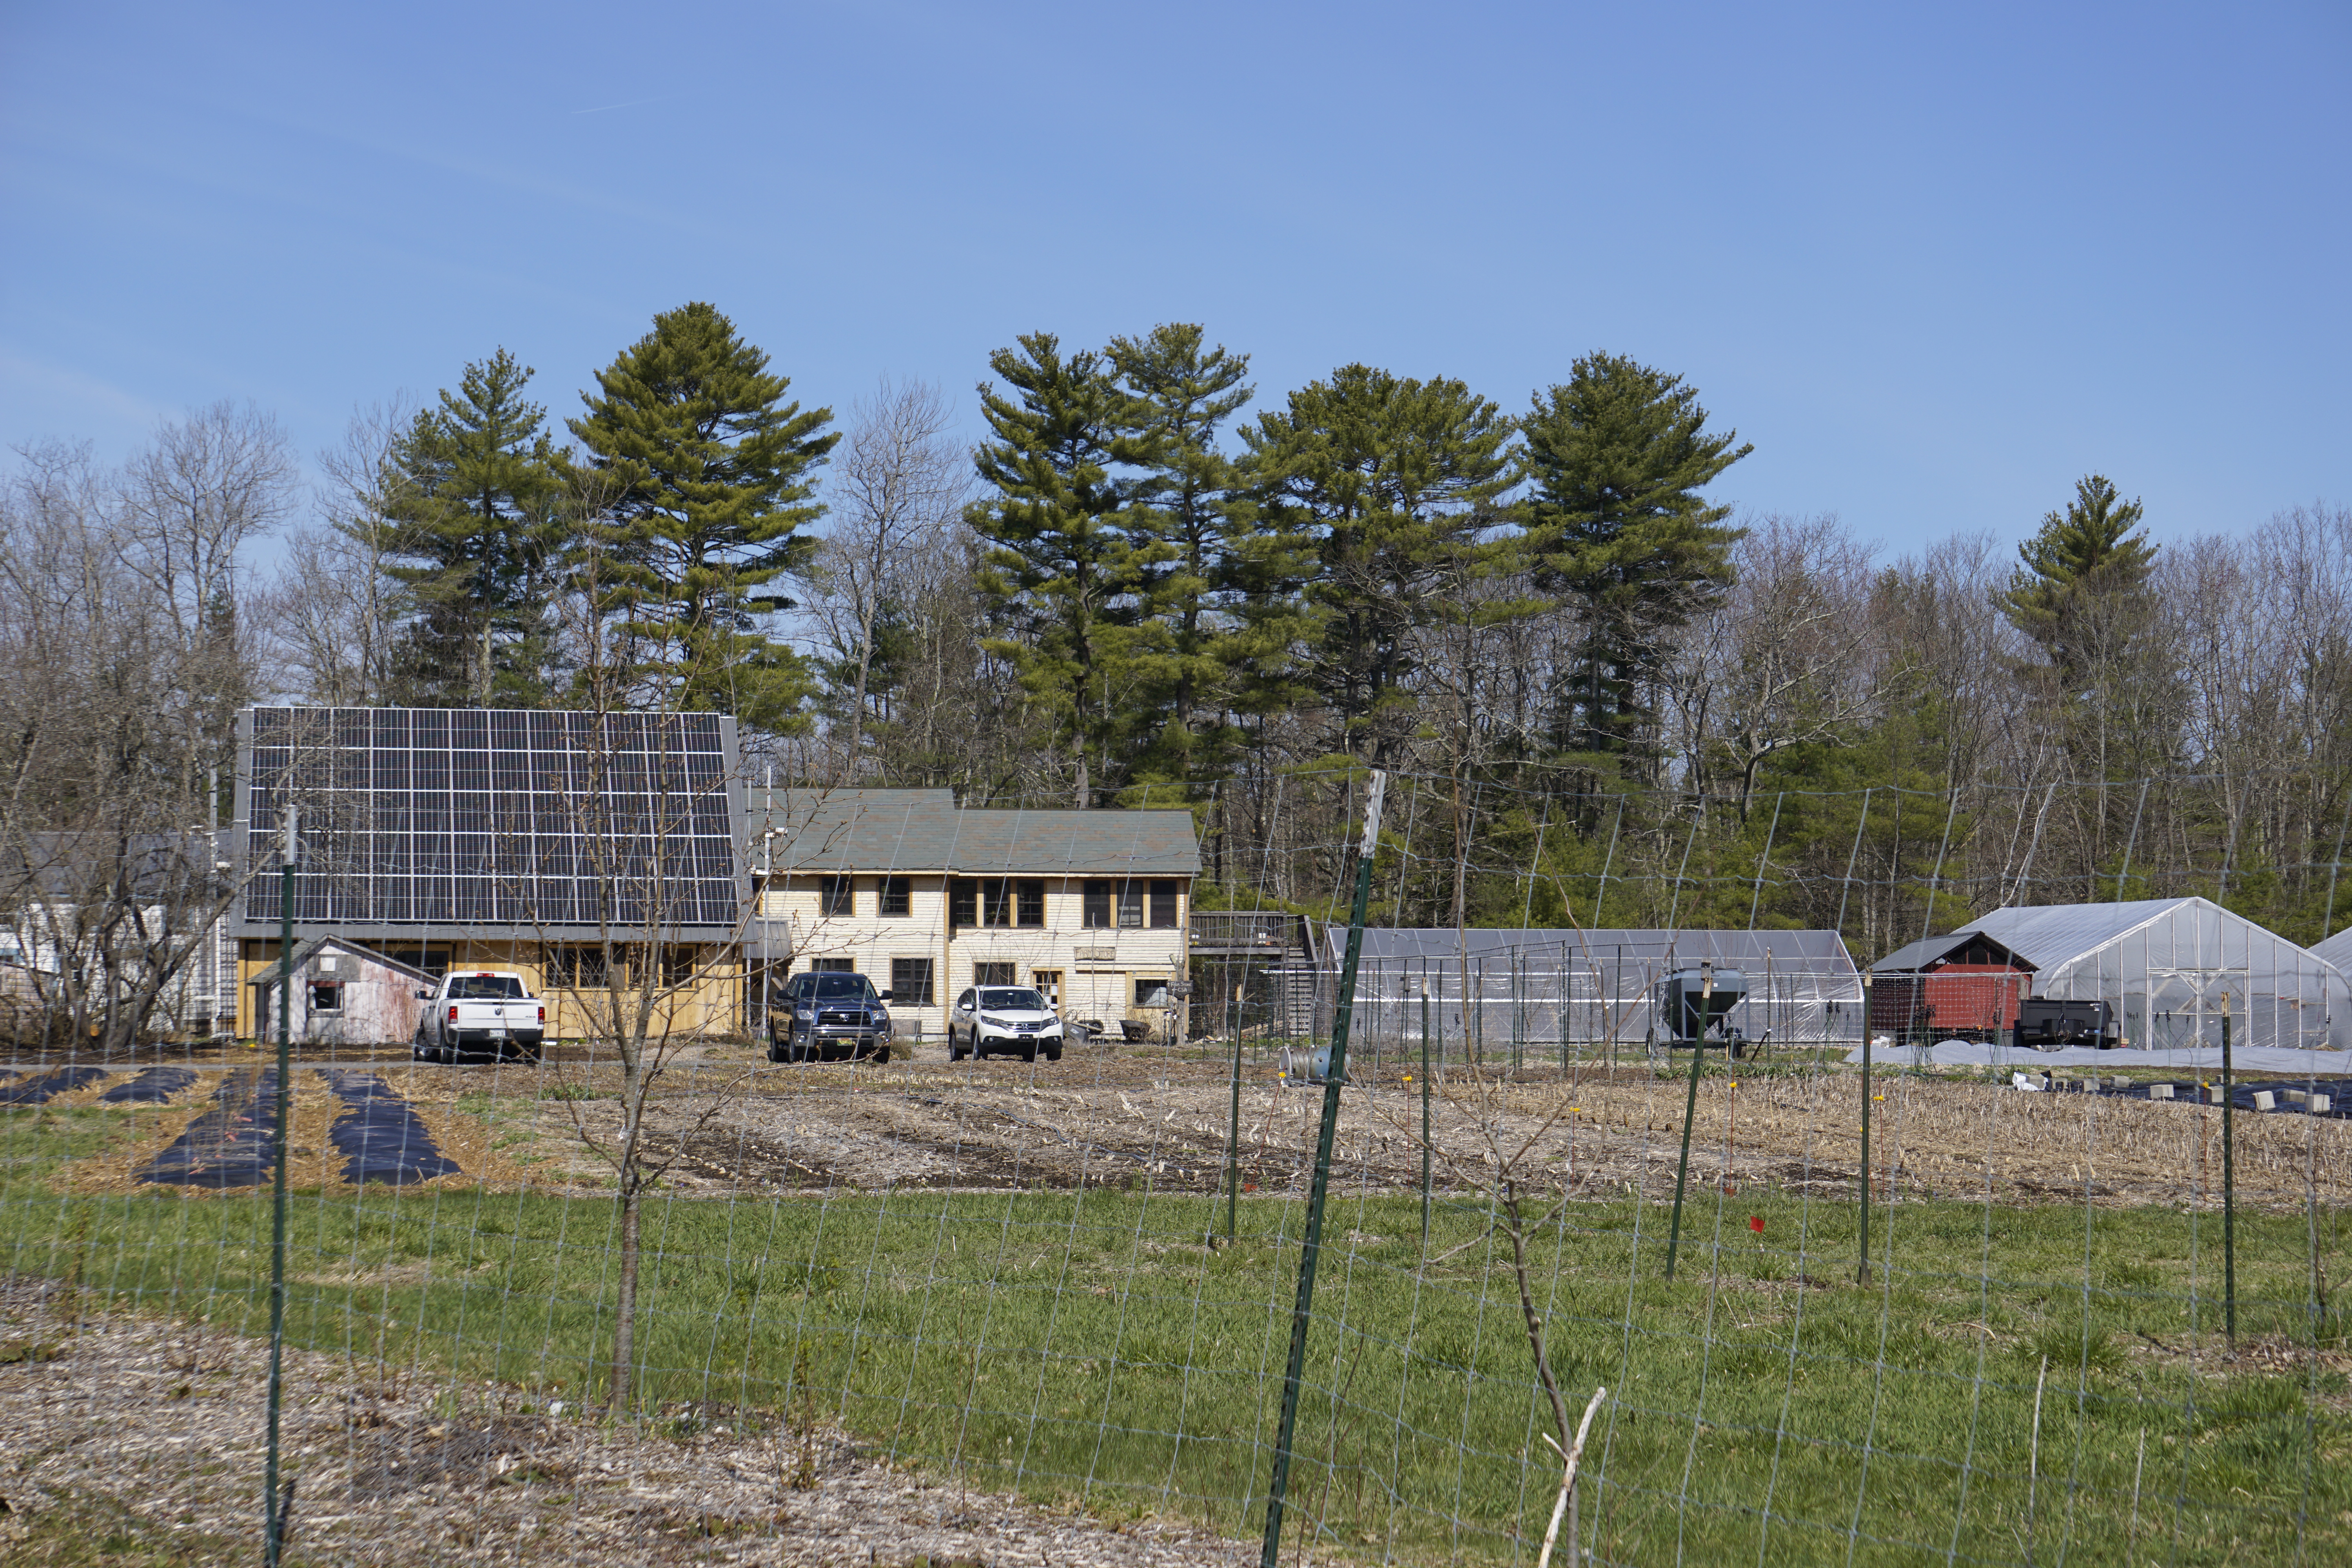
top-left (1420, 977), bottom-right (1432, 1248)
top-left (1227, 985), bottom-right (1243, 1241)
top-left (265, 808), bottom-right (296, 1567)
top-left (1261, 771), bottom-right (1384, 1568)
top-left (1664, 963), bottom-right (1714, 1280)
top-left (1859, 980), bottom-right (1873, 1284)
top-left (2222, 1003), bottom-right (2236, 1344)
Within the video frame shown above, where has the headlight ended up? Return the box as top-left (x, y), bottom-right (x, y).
top-left (979, 1014), bottom-right (1010, 1029)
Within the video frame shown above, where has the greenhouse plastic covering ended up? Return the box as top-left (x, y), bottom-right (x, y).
top-left (2307, 922), bottom-right (2352, 972)
top-left (1308, 926), bottom-right (1864, 1051)
top-left (1920, 897), bottom-right (2349, 1053)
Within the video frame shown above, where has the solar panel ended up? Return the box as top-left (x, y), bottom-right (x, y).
top-left (236, 706), bottom-right (744, 938)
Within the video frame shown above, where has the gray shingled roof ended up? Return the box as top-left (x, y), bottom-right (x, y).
top-left (749, 789), bottom-right (1201, 876)
top-left (1868, 932), bottom-right (2034, 973)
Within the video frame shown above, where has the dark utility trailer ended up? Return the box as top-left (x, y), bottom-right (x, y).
top-left (2013, 997), bottom-right (2118, 1052)
top-left (1655, 967), bottom-right (1754, 1053)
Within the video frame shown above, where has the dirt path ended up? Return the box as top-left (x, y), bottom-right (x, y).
top-left (0, 1279), bottom-right (1264, 1567)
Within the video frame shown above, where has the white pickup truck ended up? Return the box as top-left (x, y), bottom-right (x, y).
top-left (412, 969), bottom-right (546, 1063)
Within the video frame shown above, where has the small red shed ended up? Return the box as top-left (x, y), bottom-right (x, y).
top-left (1867, 932), bottom-right (2035, 1041)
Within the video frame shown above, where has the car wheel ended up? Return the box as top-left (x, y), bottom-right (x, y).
top-left (870, 1045), bottom-right (890, 1065)
top-left (1045, 1045), bottom-right (1062, 1063)
top-left (948, 1040), bottom-right (965, 1062)
top-left (1020, 1041), bottom-right (1037, 1063)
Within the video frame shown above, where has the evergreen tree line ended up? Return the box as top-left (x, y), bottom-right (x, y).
top-left (20, 302), bottom-right (2347, 954)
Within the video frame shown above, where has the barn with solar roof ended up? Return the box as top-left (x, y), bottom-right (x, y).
top-left (230, 705), bottom-right (750, 1042)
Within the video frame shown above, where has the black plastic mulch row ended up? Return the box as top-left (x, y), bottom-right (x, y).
top-left (136, 1069), bottom-right (280, 1187)
top-left (0, 1066), bottom-right (110, 1105)
top-left (100, 1067), bottom-right (201, 1104)
top-left (321, 1071), bottom-right (461, 1185)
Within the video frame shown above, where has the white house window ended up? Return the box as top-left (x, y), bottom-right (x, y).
top-left (308, 982), bottom-right (344, 1014)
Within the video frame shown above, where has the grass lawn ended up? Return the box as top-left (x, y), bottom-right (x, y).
top-left (5, 1100), bottom-right (2348, 1565)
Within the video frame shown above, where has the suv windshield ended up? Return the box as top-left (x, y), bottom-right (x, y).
top-left (811, 974), bottom-right (879, 1002)
top-left (448, 975), bottom-right (525, 1000)
top-left (980, 988), bottom-right (1047, 1011)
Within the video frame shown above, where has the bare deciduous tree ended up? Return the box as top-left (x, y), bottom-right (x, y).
top-left (797, 379), bottom-right (971, 780)
top-left (1677, 515), bottom-right (1882, 820)
top-left (0, 420), bottom-right (283, 1050)
top-left (261, 402), bottom-right (417, 706)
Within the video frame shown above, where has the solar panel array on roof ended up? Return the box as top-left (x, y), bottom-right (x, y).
top-left (236, 707), bottom-right (742, 937)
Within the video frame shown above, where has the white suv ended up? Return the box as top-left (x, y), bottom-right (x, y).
top-left (947, 986), bottom-right (1065, 1063)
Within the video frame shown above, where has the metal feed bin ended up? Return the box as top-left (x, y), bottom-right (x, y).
top-left (1657, 967), bottom-right (1748, 1048)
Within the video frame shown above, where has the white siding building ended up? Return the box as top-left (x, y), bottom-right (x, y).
top-left (749, 789), bottom-right (1200, 1041)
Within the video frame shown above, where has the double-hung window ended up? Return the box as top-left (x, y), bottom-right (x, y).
top-left (1080, 880), bottom-right (1145, 928)
top-left (891, 957), bottom-right (935, 1006)
top-left (953, 877), bottom-right (1045, 929)
top-left (818, 875), bottom-right (854, 917)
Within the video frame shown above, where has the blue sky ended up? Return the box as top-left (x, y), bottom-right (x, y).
top-left (2, 1), bottom-right (2345, 557)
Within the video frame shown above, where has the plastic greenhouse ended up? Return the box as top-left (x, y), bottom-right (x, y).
top-left (2308, 923), bottom-right (2352, 976)
top-left (1880, 897), bottom-right (2348, 1053)
top-left (1305, 926), bottom-right (1865, 1060)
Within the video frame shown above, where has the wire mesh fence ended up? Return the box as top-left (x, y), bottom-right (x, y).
top-left (4, 776), bottom-right (2350, 1565)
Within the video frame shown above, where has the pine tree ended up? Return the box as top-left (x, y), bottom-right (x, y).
top-left (966, 334), bottom-right (1164, 806)
top-left (567, 303), bottom-right (835, 729)
top-left (1998, 474), bottom-right (2157, 685)
top-left (384, 349), bottom-right (564, 706)
top-left (1522, 352), bottom-right (1750, 771)
top-left (1104, 323), bottom-right (1253, 791)
top-left (1242, 365), bottom-right (1516, 768)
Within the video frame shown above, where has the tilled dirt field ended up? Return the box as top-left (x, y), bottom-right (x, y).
top-left (0, 1279), bottom-right (1259, 1566)
top-left (21, 1043), bottom-right (2352, 1210)
top-left (642, 1054), bottom-right (2352, 1212)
